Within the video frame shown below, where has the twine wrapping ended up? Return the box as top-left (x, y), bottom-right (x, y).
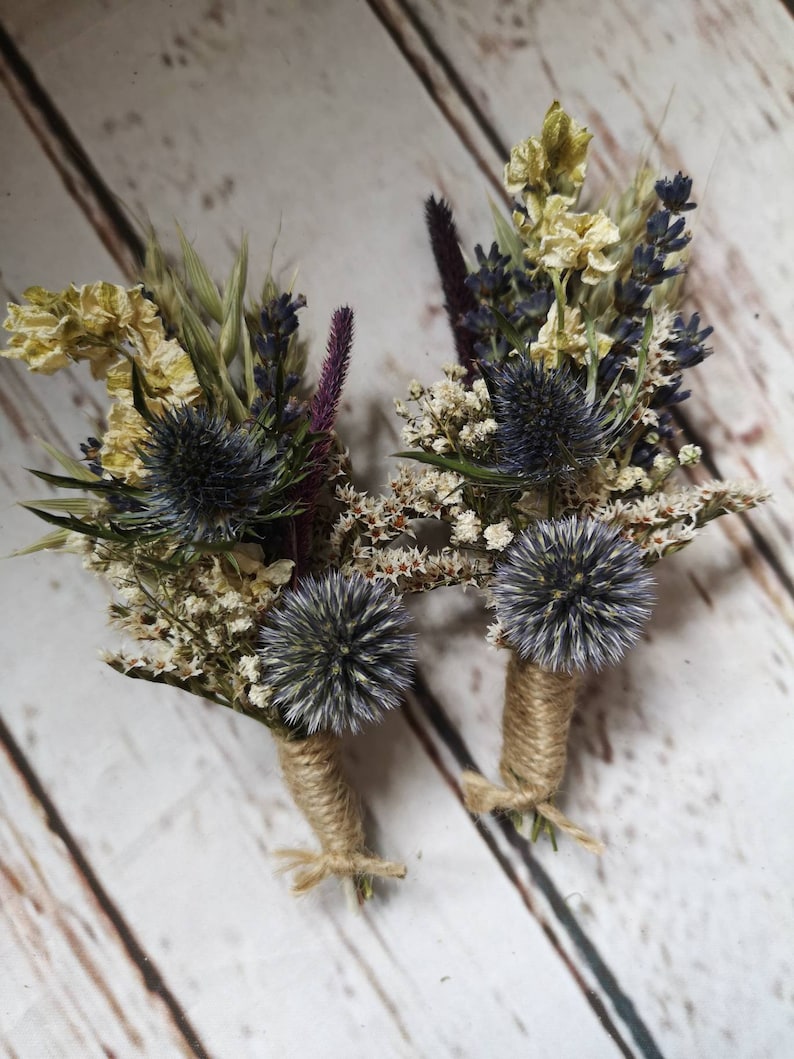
top-left (274, 729), bottom-right (406, 894)
top-left (462, 653), bottom-right (604, 854)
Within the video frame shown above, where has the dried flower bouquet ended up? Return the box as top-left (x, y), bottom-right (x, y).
top-left (2, 233), bottom-right (415, 897)
top-left (389, 102), bottom-right (769, 848)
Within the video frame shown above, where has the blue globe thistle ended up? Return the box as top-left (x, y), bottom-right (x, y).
top-left (490, 357), bottom-right (609, 481)
top-left (140, 405), bottom-right (278, 542)
top-left (493, 517), bottom-right (655, 673)
top-left (259, 570), bottom-right (416, 736)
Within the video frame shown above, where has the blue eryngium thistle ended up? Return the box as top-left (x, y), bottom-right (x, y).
top-left (140, 405), bottom-right (277, 542)
top-left (490, 357), bottom-right (609, 480)
top-left (259, 570), bottom-right (416, 736)
top-left (493, 517), bottom-right (655, 673)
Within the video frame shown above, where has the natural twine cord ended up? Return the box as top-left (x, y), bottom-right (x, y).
top-left (462, 653), bottom-right (604, 854)
top-left (275, 729), bottom-right (407, 894)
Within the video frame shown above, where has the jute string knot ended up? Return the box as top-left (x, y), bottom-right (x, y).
top-left (275, 729), bottom-right (406, 894)
top-left (462, 653), bottom-right (604, 855)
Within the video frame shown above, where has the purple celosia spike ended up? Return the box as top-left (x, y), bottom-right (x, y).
top-left (293, 307), bottom-right (355, 576)
top-left (310, 305), bottom-right (354, 447)
top-left (424, 194), bottom-right (479, 382)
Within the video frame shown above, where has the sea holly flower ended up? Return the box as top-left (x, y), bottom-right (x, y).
top-left (259, 570), bottom-right (416, 736)
top-left (492, 516), bottom-right (655, 673)
top-left (140, 405), bottom-right (281, 542)
top-left (489, 356), bottom-right (610, 481)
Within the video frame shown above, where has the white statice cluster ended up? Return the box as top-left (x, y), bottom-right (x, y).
top-left (328, 465), bottom-right (497, 593)
top-left (585, 479), bottom-right (771, 560)
top-left (80, 538), bottom-right (293, 717)
top-left (395, 364), bottom-right (496, 458)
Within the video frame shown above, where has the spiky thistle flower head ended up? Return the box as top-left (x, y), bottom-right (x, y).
top-left (489, 356), bottom-right (609, 481)
top-left (140, 404), bottom-right (278, 542)
top-left (258, 570), bottom-right (416, 736)
top-left (493, 516), bottom-right (655, 672)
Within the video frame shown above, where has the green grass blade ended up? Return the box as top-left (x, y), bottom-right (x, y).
top-left (177, 225), bottom-right (223, 322)
top-left (19, 497), bottom-right (95, 514)
top-left (36, 439), bottom-right (100, 481)
top-left (10, 528), bottom-right (71, 556)
top-left (218, 237), bottom-right (248, 365)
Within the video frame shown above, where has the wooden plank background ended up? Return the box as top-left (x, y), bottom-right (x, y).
top-left (0, 1), bottom-right (792, 1056)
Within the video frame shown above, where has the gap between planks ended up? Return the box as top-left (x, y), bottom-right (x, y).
top-left (0, 712), bottom-right (216, 1059)
top-left (0, 19), bottom-right (143, 278)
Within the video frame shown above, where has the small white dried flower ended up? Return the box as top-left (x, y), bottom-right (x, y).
top-left (183, 594), bottom-right (210, 618)
top-left (614, 466), bottom-right (652, 493)
top-left (66, 531), bottom-right (96, 555)
top-left (485, 619), bottom-right (509, 649)
top-left (652, 453), bottom-right (677, 477)
top-left (451, 509), bottom-right (482, 545)
top-left (238, 655), bottom-right (261, 682)
top-left (217, 590), bottom-right (243, 611)
top-left (678, 444), bottom-right (702, 466)
top-left (484, 522), bottom-right (515, 551)
top-left (248, 683), bottom-right (272, 709)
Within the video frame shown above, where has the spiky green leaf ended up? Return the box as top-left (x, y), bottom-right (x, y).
top-left (394, 449), bottom-right (527, 487)
top-left (489, 307), bottom-right (528, 356)
top-left (27, 468), bottom-right (143, 496)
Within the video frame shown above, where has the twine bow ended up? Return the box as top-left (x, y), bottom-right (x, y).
top-left (462, 654), bottom-right (604, 854)
top-left (275, 728), bottom-right (407, 894)
top-left (276, 849), bottom-right (406, 895)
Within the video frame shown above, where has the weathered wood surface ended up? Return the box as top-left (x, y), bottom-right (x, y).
top-left (0, 1), bottom-right (792, 1057)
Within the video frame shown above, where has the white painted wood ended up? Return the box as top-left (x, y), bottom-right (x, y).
top-left (0, 1), bottom-right (792, 1056)
top-left (0, 737), bottom-right (206, 1058)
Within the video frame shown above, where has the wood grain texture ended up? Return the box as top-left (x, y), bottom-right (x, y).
top-left (0, 722), bottom-right (209, 1058)
top-left (1, 0), bottom-right (792, 1056)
